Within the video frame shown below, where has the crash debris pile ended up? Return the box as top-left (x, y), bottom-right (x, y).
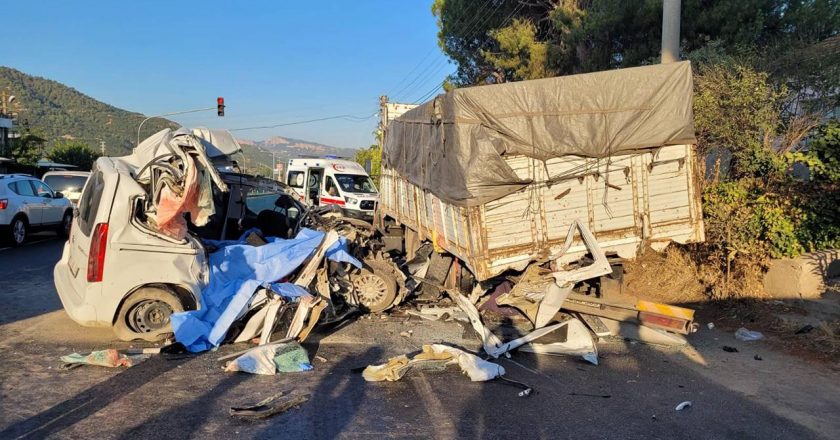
top-left (170, 227), bottom-right (362, 352)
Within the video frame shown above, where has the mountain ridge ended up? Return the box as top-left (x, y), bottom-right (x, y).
top-left (0, 66), bottom-right (354, 172)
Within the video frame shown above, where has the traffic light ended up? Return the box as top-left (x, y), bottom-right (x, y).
top-left (217, 97), bottom-right (225, 117)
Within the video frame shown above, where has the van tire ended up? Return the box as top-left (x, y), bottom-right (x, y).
top-left (113, 287), bottom-right (185, 342)
top-left (56, 210), bottom-right (73, 238)
top-left (351, 261), bottom-right (398, 313)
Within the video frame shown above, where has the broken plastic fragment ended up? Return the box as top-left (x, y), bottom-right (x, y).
top-left (675, 401), bottom-right (692, 411)
top-left (734, 327), bottom-right (764, 342)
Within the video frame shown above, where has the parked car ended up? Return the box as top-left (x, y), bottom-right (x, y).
top-left (0, 173), bottom-right (74, 246)
top-left (42, 171), bottom-right (91, 206)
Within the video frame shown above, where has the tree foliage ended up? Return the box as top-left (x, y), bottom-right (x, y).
top-left (482, 18), bottom-right (554, 81)
top-left (434, 0), bottom-right (840, 102)
top-left (10, 131), bottom-right (46, 166)
top-left (354, 145), bottom-right (382, 186)
top-left (47, 140), bottom-right (101, 171)
top-left (0, 67), bottom-right (178, 158)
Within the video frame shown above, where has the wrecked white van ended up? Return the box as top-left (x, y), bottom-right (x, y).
top-left (53, 128), bottom-right (309, 341)
top-left (55, 127), bottom-right (403, 342)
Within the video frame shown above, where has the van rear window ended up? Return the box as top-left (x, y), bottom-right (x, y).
top-left (77, 171), bottom-right (105, 236)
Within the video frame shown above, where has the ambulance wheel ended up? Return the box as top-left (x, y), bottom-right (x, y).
top-left (114, 287), bottom-right (184, 342)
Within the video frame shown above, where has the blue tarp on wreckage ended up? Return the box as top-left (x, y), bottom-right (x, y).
top-left (171, 228), bottom-right (361, 352)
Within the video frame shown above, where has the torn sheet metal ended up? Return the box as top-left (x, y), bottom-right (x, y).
top-left (455, 291), bottom-right (598, 363)
top-left (495, 220), bottom-right (611, 328)
top-left (519, 318), bottom-right (599, 365)
top-left (362, 344), bottom-right (505, 382)
top-left (128, 128), bottom-right (231, 240)
top-left (170, 228), bottom-right (361, 352)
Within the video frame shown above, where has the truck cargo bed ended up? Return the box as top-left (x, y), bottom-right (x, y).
top-left (379, 144), bottom-right (704, 281)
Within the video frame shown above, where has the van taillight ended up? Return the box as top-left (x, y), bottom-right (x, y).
top-left (87, 223), bottom-right (109, 283)
top-left (0, 199), bottom-right (7, 210)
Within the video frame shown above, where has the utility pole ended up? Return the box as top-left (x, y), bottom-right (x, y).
top-left (661, 0), bottom-right (681, 63)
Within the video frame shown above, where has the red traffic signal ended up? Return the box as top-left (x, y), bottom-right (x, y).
top-left (217, 97), bottom-right (225, 117)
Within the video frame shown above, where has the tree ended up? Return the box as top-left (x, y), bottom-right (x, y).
top-left (47, 140), bottom-right (101, 171)
top-left (354, 145), bottom-right (382, 186)
top-left (11, 131), bottom-right (46, 166)
top-left (433, 0), bottom-right (840, 92)
top-left (482, 18), bottom-right (554, 81)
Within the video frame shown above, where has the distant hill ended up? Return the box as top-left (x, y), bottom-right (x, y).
top-left (0, 66), bottom-right (358, 173)
top-left (236, 136), bottom-right (360, 177)
top-left (0, 66), bottom-right (177, 156)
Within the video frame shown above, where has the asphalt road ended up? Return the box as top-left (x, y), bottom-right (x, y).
top-left (0, 238), bottom-right (838, 439)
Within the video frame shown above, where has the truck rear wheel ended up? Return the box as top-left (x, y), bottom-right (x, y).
top-left (113, 287), bottom-right (184, 342)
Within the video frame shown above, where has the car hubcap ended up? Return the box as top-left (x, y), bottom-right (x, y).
top-left (129, 300), bottom-right (173, 333)
top-left (353, 273), bottom-right (388, 306)
top-left (13, 221), bottom-right (25, 244)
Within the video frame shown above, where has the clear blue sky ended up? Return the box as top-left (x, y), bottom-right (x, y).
top-left (4, 1), bottom-right (453, 149)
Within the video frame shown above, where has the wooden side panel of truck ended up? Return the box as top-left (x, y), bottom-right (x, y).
top-left (378, 144), bottom-right (705, 281)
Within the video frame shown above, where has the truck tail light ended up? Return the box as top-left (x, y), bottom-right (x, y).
top-left (0, 199), bottom-right (7, 210)
top-left (87, 223), bottom-right (109, 283)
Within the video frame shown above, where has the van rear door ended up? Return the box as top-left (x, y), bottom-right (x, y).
top-left (67, 161), bottom-right (118, 295)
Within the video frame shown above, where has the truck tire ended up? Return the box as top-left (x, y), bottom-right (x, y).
top-left (113, 287), bottom-right (185, 342)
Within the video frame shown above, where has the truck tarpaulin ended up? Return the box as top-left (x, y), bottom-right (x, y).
top-left (383, 61), bottom-right (697, 207)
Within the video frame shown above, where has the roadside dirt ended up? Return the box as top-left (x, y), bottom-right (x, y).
top-left (622, 245), bottom-right (708, 303)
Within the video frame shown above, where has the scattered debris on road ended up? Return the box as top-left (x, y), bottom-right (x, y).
top-left (722, 346), bottom-right (739, 353)
top-left (735, 327), bottom-right (765, 342)
top-left (224, 341), bottom-right (313, 375)
top-left (60, 349), bottom-right (146, 369)
top-left (229, 392), bottom-right (310, 420)
top-left (675, 401), bottom-right (693, 411)
top-left (362, 344), bottom-right (505, 382)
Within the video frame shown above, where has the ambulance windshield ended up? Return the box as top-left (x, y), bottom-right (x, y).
top-left (335, 174), bottom-right (377, 194)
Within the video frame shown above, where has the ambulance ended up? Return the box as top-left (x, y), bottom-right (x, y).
top-left (284, 156), bottom-right (379, 220)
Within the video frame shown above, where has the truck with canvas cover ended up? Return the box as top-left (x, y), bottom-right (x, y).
top-left (377, 61), bottom-right (705, 282)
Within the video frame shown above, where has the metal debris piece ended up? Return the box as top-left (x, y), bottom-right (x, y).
top-left (230, 392), bottom-right (311, 419)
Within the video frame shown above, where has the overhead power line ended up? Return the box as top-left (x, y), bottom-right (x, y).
top-left (228, 112), bottom-right (377, 132)
top-left (406, 1), bottom-right (527, 104)
top-left (387, 1), bottom-right (497, 99)
top-left (391, 1), bottom-right (505, 103)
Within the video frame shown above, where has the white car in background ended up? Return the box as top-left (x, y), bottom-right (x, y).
top-left (42, 171), bottom-right (91, 206)
top-left (0, 174), bottom-right (74, 246)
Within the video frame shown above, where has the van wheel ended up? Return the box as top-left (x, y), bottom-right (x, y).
top-left (7, 216), bottom-right (28, 247)
top-left (351, 262), bottom-right (398, 313)
top-left (114, 287), bottom-right (184, 342)
top-left (57, 210), bottom-right (73, 238)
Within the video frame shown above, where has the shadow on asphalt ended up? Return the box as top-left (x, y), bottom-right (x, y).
top-left (0, 238), bottom-right (65, 326)
top-left (0, 355), bottom-right (190, 439)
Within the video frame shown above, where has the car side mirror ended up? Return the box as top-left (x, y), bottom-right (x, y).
top-left (54, 192), bottom-right (65, 199)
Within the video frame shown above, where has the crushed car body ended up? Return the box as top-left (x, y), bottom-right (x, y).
top-left (54, 127), bottom-right (403, 345)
